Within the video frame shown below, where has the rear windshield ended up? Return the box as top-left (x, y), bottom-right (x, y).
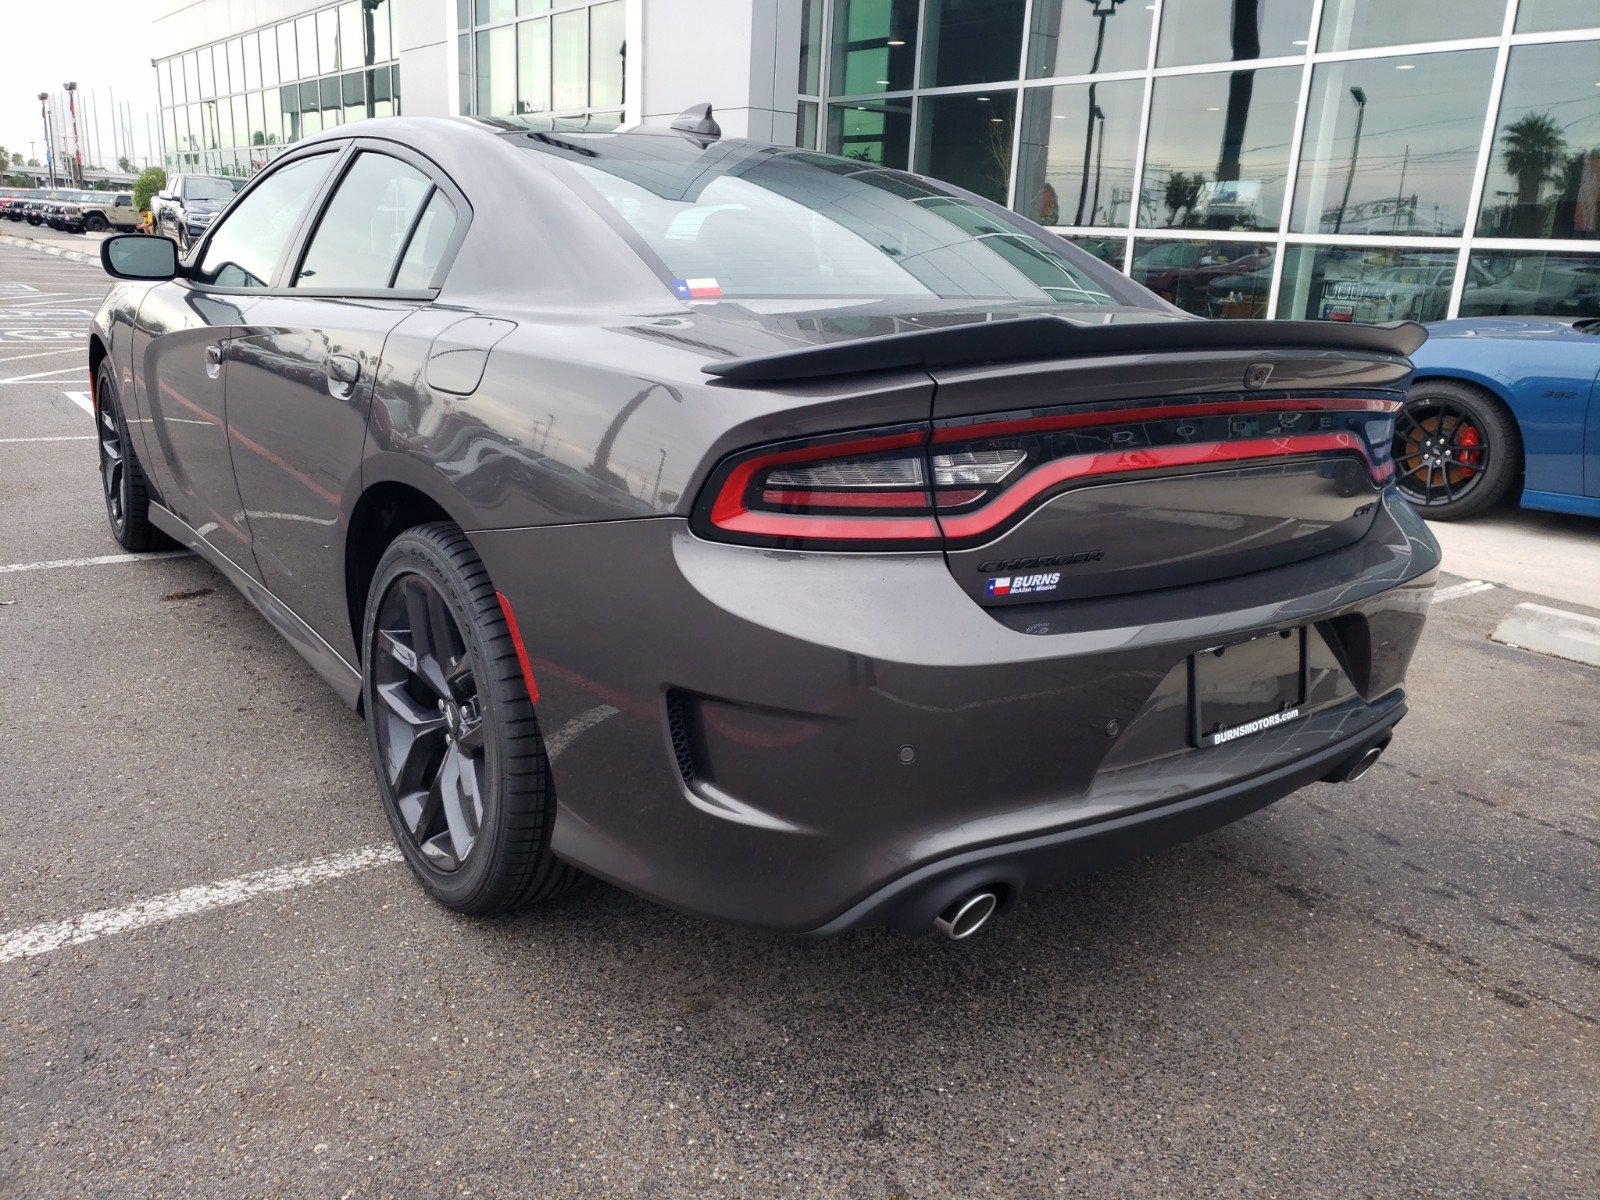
top-left (518, 132), bottom-right (1124, 307)
top-left (186, 177), bottom-right (240, 201)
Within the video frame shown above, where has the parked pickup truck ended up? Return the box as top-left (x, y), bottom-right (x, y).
top-left (152, 174), bottom-right (242, 250)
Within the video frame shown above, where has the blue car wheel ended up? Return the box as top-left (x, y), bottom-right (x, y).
top-left (1394, 379), bottom-right (1522, 521)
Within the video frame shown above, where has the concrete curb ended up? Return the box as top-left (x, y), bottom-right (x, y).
top-left (0, 233), bottom-right (98, 265)
top-left (1491, 602), bottom-right (1600, 669)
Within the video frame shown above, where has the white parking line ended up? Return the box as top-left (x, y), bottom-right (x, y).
top-left (1432, 580), bottom-right (1496, 604)
top-left (0, 365), bottom-right (84, 384)
top-left (0, 551), bottom-right (189, 574)
top-left (63, 389), bottom-right (93, 413)
top-left (0, 347), bottom-right (80, 365)
top-left (0, 846), bottom-right (404, 964)
top-left (0, 706), bottom-right (619, 964)
top-left (0, 435), bottom-right (93, 444)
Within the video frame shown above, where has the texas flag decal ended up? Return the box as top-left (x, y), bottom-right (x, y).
top-left (986, 577), bottom-right (1012, 596)
top-left (672, 277), bottom-right (723, 299)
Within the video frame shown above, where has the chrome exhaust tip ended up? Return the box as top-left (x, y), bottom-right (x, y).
top-left (1344, 744), bottom-right (1384, 783)
top-left (933, 890), bottom-right (999, 940)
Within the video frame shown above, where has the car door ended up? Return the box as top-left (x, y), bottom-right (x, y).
top-left (134, 149), bottom-right (341, 576)
top-left (224, 143), bottom-right (466, 656)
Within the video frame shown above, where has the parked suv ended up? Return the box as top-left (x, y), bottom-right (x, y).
top-left (53, 191), bottom-right (139, 233)
top-left (153, 174), bottom-right (242, 249)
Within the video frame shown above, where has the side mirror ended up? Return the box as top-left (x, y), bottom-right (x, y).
top-left (101, 234), bottom-right (179, 281)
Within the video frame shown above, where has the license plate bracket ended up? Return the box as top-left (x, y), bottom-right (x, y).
top-left (1190, 627), bottom-right (1309, 748)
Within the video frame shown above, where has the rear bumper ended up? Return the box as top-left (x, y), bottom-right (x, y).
top-left (472, 493), bottom-right (1439, 934)
top-left (808, 696), bottom-right (1403, 935)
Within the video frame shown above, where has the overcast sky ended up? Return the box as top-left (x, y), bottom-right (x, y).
top-left (1, 1), bottom-right (161, 170)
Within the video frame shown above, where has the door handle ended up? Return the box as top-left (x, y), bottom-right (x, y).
top-left (205, 343), bottom-right (223, 379)
top-left (326, 354), bottom-right (361, 398)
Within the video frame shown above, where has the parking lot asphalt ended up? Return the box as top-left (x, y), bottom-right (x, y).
top-left (0, 240), bottom-right (1595, 1199)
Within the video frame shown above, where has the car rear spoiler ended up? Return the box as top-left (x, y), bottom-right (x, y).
top-left (702, 316), bottom-right (1427, 384)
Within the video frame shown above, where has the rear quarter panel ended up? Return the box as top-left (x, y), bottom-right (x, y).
top-left (1410, 332), bottom-right (1597, 498)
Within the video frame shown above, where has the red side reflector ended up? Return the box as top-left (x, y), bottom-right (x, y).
top-left (495, 591), bottom-right (539, 704)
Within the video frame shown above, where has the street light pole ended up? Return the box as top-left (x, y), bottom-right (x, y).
top-left (63, 81), bottom-right (83, 186)
top-left (1074, 0), bottom-right (1125, 226)
top-left (38, 92), bottom-right (57, 188)
top-left (1334, 85), bottom-right (1367, 235)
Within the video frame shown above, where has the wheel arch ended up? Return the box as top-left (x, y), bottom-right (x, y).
top-left (1407, 369), bottom-right (1526, 472)
top-left (344, 480), bottom-right (458, 662)
top-left (88, 332), bottom-right (108, 390)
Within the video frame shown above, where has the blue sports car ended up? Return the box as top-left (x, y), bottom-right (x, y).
top-left (1401, 317), bottom-right (1600, 520)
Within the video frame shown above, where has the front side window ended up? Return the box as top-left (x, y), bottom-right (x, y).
top-left (295, 152), bottom-right (434, 289)
top-left (195, 153), bottom-right (336, 288)
top-left (530, 134), bottom-right (1126, 307)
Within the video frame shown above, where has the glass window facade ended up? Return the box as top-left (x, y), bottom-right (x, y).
top-left (156, 0), bottom-right (400, 177)
top-left (461, 0), bottom-right (626, 128)
top-left (802, 0), bottom-right (1600, 322)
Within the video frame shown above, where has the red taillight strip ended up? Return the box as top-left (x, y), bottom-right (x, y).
top-left (495, 592), bottom-right (540, 704)
top-left (760, 488), bottom-right (931, 509)
top-left (938, 433), bottom-right (1377, 540)
top-left (931, 397), bottom-right (1400, 444)
top-left (709, 428), bottom-right (931, 538)
top-left (714, 510), bottom-right (942, 541)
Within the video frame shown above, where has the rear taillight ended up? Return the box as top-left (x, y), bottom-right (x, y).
top-left (695, 397), bottom-right (1398, 550)
top-left (702, 427), bottom-right (943, 548)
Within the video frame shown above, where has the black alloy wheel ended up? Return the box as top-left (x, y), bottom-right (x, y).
top-left (95, 361), bottom-right (170, 551)
top-left (371, 570), bottom-right (489, 874)
top-left (83, 212), bottom-right (108, 233)
top-left (362, 523), bottom-right (578, 914)
top-left (1392, 379), bottom-right (1520, 521)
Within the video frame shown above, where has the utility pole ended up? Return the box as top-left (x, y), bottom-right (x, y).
top-left (63, 81), bottom-right (83, 186)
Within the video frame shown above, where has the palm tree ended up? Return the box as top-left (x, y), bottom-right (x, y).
top-left (1501, 112), bottom-right (1566, 207)
top-left (1164, 172), bottom-right (1204, 227)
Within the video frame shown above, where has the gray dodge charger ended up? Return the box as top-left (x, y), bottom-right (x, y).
top-left (89, 111), bottom-right (1439, 939)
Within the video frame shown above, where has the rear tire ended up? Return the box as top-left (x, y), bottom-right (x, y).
top-left (1393, 379), bottom-right (1521, 521)
top-left (95, 360), bottom-right (173, 552)
top-left (361, 522), bottom-right (580, 915)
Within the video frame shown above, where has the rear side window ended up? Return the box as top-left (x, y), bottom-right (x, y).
top-left (391, 191), bottom-right (458, 289)
top-left (295, 152), bottom-right (432, 290)
top-left (195, 153), bottom-right (336, 288)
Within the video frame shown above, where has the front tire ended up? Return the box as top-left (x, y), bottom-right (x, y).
top-left (83, 212), bottom-right (108, 233)
top-left (1392, 379), bottom-right (1521, 521)
top-left (362, 523), bottom-right (578, 915)
top-left (95, 361), bottom-right (172, 551)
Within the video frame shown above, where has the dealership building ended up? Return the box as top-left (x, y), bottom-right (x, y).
top-left (151, 0), bottom-right (1600, 322)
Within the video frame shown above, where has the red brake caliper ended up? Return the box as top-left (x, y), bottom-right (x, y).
top-left (1456, 424), bottom-right (1481, 476)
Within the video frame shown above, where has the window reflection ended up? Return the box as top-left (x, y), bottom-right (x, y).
top-left (1067, 235), bottom-right (1127, 267)
top-left (828, 99), bottom-right (912, 169)
top-left (832, 0), bottom-right (919, 94)
top-left (923, 0), bottom-right (1026, 88)
top-left (1319, 0), bottom-right (1506, 52)
top-left (1027, 0), bottom-right (1155, 79)
top-left (1141, 66), bottom-right (1299, 231)
top-left (1461, 250), bottom-right (1600, 318)
top-left (1157, 0), bottom-right (1314, 67)
top-left (1517, 1), bottom-right (1600, 34)
top-left (1133, 238), bottom-right (1275, 316)
top-left (1015, 79), bottom-right (1142, 226)
top-left (1478, 43), bottom-right (1600, 240)
top-left (1276, 245), bottom-right (1459, 323)
top-left (1291, 51), bottom-right (1495, 237)
top-left (917, 91), bottom-right (1017, 205)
